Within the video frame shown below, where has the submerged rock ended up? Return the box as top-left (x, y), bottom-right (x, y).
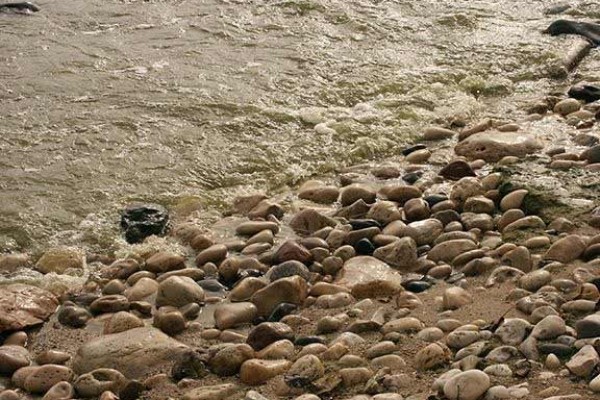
top-left (454, 131), bottom-right (542, 162)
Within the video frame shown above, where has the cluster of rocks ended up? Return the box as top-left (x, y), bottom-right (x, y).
top-left (1, 89), bottom-right (600, 400)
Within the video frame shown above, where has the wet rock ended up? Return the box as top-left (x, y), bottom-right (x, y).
top-left (103, 311), bottom-right (144, 334)
top-left (0, 345), bottom-right (31, 375)
top-left (209, 344), bottom-right (254, 376)
top-left (153, 307), bottom-right (187, 335)
top-left (214, 302), bottom-right (257, 330)
top-left (373, 237), bottom-right (418, 271)
top-left (565, 345), bottom-right (599, 377)
top-left (384, 185), bottom-right (422, 205)
top-left (195, 244), bottom-right (228, 267)
top-left (230, 277), bottom-right (267, 302)
top-left (274, 241), bottom-right (312, 265)
top-left (57, 303), bottom-right (91, 328)
top-left (124, 277), bottom-right (159, 301)
top-left (89, 295), bottom-right (129, 315)
top-left (268, 260), bottom-right (311, 282)
top-left (120, 203), bottom-right (169, 244)
top-left (443, 370), bottom-right (490, 400)
top-left (298, 181), bottom-right (339, 204)
top-left (155, 276), bottom-right (204, 308)
top-left (240, 359), bottom-right (292, 385)
top-left (250, 276), bottom-right (308, 317)
top-left (339, 184), bottom-right (376, 206)
top-left (181, 383), bottom-right (241, 400)
top-left (35, 247), bottom-right (84, 275)
top-left (439, 160), bottom-right (476, 181)
top-left (74, 369), bottom-right (127, 398)
top-left (335, 256), bottom-right (403, 295)
top-left (144, 252), bottom-right (185, 274)
top-left (73, 327), bottom-right (189, 379)
top-left (289, 209), bottom-right (337, 236)
top-left (367, 201), bottom-right (402, 225)
top-left (247, 322), bottom-right (294, 351)
top-left (454, 131), bottom-right (542, 162)
top-left (0, 284), bottom-right (58, 332)
top-left (36, 351), bottom-right (71, 366)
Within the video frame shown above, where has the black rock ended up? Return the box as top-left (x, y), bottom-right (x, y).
top-left (402, 144), bottom-right (427, 156)
top-left (349, 219), bottom-right (382, 230)
top-left (402, 280), bottom-right (432, 293)
top-left (569, 84), bottom-right (600, 103)
top-left (424, 194), bottom-right (448, 207)
top-left (402, 172), bottom-right (422, 185)
top-left (294, 336), bottom-right (326, 346)
top-left (268, 260), bottom-right (311, 282)
top-left (197, 279), bottom-right (228, 294)
top-left (537, 343), bottom-right (574, 358)
top-left (0, 2), bottom-right (39, 12)
top-left (417, 245), bottom-right (431, 257)
top-left (268, 303), bottom-right (298, 322)
top-left (57, 303), bottom-right (92, 328)
top-left (544, 20), bottom-right (600, 46)
top-left (120, 203), bottom-right (169, 244)
top-left (355, 238), bottom-right (376, 256)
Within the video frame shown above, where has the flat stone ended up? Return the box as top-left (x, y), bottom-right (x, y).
top-left (182, 384), bottom-right (242, 400)
top-left (72, 327), bottom-right (189, 379)
top-left (335, 256), bottom-right (403, 293)
top-left (454, 131), bottom-right (542, 162)
top-left (415, 342), bottom-right (452, 370)
top-left (0, 284), bottom-right (58, 333)
top-left (21, 365), bottom-right (74, 394)
top-left (74, 368), bottom-right (127, 398)
top-left (289, 209), bottom-right (337, 236)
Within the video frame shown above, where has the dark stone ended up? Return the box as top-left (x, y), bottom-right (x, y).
top-left (583, 243), bottom-right (600, 261)
top-left (268, 303), bottom-right (298, 322)
top-left (57, 303), bottom-right (91, 328)
top-left (0, 2), bottom-right (40, 12)
top-left (120, 203), bottom-right (169, 244)
top-left (446, 272), bottom-right (466, 284)
top-left (355, 238), bottom-right (375, 256)
top-left (537, 343), bottom-right (574, 358)
top-left (402, 280), bottom-right (432, 293)
top-left (197, 279), bottom-right (228, 294)
top-left (581, 145), bottom-right (600, 164)
top-left (246, 322), bottom-right (295, 351)
top-left (569, 84), bottom-right (600, 103)
top-left (433, 210), bottom-right (461, 225)
top-left (402, 172), bottom-right (422, 185)
top-left (424, 194), bottom-right (449, 207)
top-left (171, 349), bottom-right (209, 381)
top-left (119, 380), bottom-right (146, 400)
top-left (544, 20), bottom-right (600, 46)
top-left (417, 245), bottom-right (431, 257)
top-left (438, 160), bottom-right (476, 181)
top-left (401, 144), bottom-right (427, 156)
top-left (268, 261), bottom-right (311, 282)
top-left (294, 336), bottom-right (326, 346)
top-left (575, 315), bottom-right (600, 339)
top-left (349, 219), bottom-right (382, 230)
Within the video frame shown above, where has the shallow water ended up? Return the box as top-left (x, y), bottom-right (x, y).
top-left (0, 0), bottom-right (597, 256)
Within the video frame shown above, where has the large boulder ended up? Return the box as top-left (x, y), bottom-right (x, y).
top-left (72, 327), bottom-right (188, 379)
top-left (0, 284), bottom-right (58, 332)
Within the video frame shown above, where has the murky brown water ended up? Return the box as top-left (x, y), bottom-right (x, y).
top-left (0, 0), bottom-right (597, 256)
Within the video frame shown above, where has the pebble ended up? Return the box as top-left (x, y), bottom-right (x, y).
top-left (0, 345), bottom-right (31, 375)
top-left (565, 345), bottom-right (600, 377)
top-left (443, 370), bottom-right (490, 400)
top-left (41, 381), bottom-right (74, 400)
top-left (240, 359), bottom-right (292, 385)
top-left (442, 286), bottom-right (472, 310)
top-left (214, 302), bottom-right (258, 330)
top-left (155, 276), bottom-right (204, 308)
top-left (246, 322), bottom-right (294, 351)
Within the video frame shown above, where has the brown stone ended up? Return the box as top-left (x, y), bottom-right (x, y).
top-left (0, 284), bottom-right (58, 333)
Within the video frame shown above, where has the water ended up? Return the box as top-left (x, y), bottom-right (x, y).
top-left (0, 0), bottom-right (596, 257)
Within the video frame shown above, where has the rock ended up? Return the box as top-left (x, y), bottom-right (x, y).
top-left (519, 270), bottom-right (551, 292)
top-left (274, 241), bottom-right (312, 265)
top-left (240, 359), bottom-right (291, 385)
top-left (256, 340), bottom-right (295, 360)
top-left (428, 240), bottom-right (478, 263)
top-left (42, 381), bottom-right (74, 400)
top-left (0, 345), bottom-right (31, 375)
top-left (103, 311), bottom-right (144, 334)
top-left (581, 145), bottom-right (600, 163)
top-left (404, 198), bottom-right (430, 221)
top-left (89, 295), bottom-right (129, 315)
top-left (72, 327), bottom-right (189, 379)
top-left (443, 287), bottom-right (472, 310)
top-left (335, 256), bottom-right (403, 294)
top-left (500, 189), bottom-right (528, 211)
top-left (446, 330), bottom-right (480, 349)
top-left (532, 316), bottom-right (566, 340)
top-left (268, 260), bottom-right (311, 282)
top-left (367, 201), bottom-right (402, 225)
top-left (443, 370), bottom-right (490, 400)
top-left (195, 244), bottom-right (228, 267)
top-left (0, 253), bottom-right (30, 273)
top-left (339, 184), bottom-right (376, 206)
top-left (384, 185), bottom-right (422, 205)
top-left (439, 160), bottom-right (476, 181)
top-left (591, 374), bottom-right (600, 392)
top-left (120, 203), bottom-right (169, 244)
top-left (19, 365), bottom-right (74, 394)
top-left (250, 276), bottom-right (308, 317)
top-left (289, 209), bottom-right (337, 236)
top-left (298, 181), bottom-right (339, 204)
top-left (57, 303), bottom-right (91, 328)
top-left (0, 284), bottom-right (58, 332)
top-left (575, 314), bottom-right (600, 339)
top-left (404, 219), bottom-right (444, 246)
top-left (340, 367), bottom-right (373, 387)
top-left (155, 276), bottom-right (204, 308)
top-left (287, 355), bottom-right (324, 382)
top-left (463, 196), bottom-right (495, 214)
top-left (454, 131), bottom-right (542, 162)
top-left (415, 343), bottom-right (451, 370)
top-left (153, 307), bottom-right (187, 335)
top-left (209, 344), bottom-right (254, 376)
top-left (496, 319), bottom-right (531, 346)
top-left (35, 247), bottom-right (84, 274)
top-left (565, 345), bottom-right (599, 377)
top-left (144, 252), bottom-right (185, 274)
top-left (554, 98), bottom-right (581, 116)
top-left (74, 369), bottom-right (127, 398)
top-left (124, 277), bottom-right (159, 301)
top-left (214, 302), bottom-right (257, 330)
top-left (544, 235), bottom-right (587, 263)
top-left (425, 126), bottom-right (456, 140)
top-left (230, 277), bottom-right (267, 302)
top-left (182, 384), bottom-right (241, 400)
top-left (247, 322), bottom-right (294, 351)
top-left (373, 237), bottom-right (418, 271)
top-left (36, 351), bottom-right (71, 366)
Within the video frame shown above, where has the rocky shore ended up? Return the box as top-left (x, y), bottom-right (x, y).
top-left (1, 89), bottom-right (600, 400)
